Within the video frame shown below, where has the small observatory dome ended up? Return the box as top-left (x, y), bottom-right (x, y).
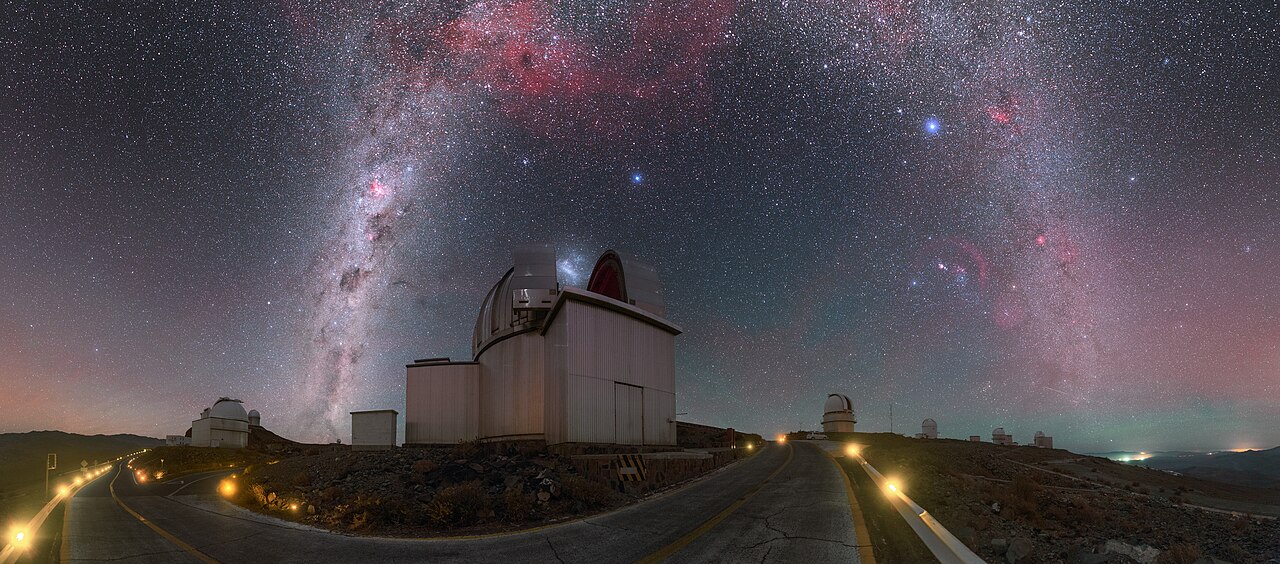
top-left (209, 398), bottom-right (248, 421)
top-left (922, 418), bottom-right (938, 439)
top-left (248, 409), bottom-right (261, 426)
top-left (821, 393), bottom-right (856, 433)
top-left (993, 427), bottom-right (1005, 435)
top-left (1034, 430), bottom-right (1045, 439)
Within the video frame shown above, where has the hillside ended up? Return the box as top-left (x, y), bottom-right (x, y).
top-left (827, 433), bottom-right (1280, 562)
top-left (1143, 448), bottom-right (1280, 489)
top-left (0, 430), bottom-right (161, 486)
top-left (0, 430), bottom-right (162, 519)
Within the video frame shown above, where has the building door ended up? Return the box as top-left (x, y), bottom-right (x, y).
top-left (614, 383), bottom-right (644, 445)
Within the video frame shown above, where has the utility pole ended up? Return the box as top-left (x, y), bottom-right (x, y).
top-left (889, 403), bottom-right (894, 434)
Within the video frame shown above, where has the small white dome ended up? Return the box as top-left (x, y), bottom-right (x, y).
top-left (248, 409), bottom-right (260, 418)
top-left (1034, 430), bottom-right (1045, 438)
top-left (993, 427), bottom-right (1006, 435)
top-left (824, 393), bottom-right (852, 414)
top-left (209, 398), bottom-right (248, 421)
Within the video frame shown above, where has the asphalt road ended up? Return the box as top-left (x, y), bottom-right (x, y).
top-left (64, 442), bottom-right (868, 563)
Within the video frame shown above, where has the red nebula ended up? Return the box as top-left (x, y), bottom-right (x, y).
top-left (987, 106), bottom-right (1012, 125)
top-left (442, 0), bottom-right (736, 143)
top-left (1035, 234), bottom-right (1046, 246)
top-left (369, 179), bottom-right (389, 199)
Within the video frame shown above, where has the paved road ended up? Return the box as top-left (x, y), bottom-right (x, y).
top-left (64, 442), bottom-right (868, 563)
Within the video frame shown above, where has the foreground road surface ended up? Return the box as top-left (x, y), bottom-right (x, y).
top-left (64, 442), bottom-right (868, 563)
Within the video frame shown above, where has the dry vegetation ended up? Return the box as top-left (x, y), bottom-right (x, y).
top-left (224, 442), bottom-right (631, 536)
top-left (839, 433), bottom-right (1280, 563)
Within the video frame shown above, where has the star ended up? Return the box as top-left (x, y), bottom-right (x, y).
top-left (924, 117), bottom-right (942, 135)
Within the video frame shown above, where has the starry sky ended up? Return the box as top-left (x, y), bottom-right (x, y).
top-left (1, 0), bottom-right (1276, 453)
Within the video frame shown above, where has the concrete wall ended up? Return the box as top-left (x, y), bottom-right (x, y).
top-left (571, 448), bottom-right (747, 495)
top-left (405, 362), bottom-right (480, 444)
top-left (352, 411), bottom-right (398, 450)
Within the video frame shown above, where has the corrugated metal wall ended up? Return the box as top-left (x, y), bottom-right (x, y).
top-left (405, 363), bottom-right (479, 444)
top-left (614, 383), bottom-right (644, 444)
top-left (543, 318), bottom-right (568, 444)
top-left (550, 300), bottom-right (677, 445)
top-left (644, 389), bottom-right (676, 445)
top-left (352, 412), bottom-right (398, 447)
top-left (478, 332), bottom-right (545, 440)
top-left (565, 374), bottom-right (615, 443)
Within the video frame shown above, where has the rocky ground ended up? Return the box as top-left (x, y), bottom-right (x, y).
top-left (834, 432), bottom-right (1280, 563)
top-left (224, 442), bottom-right (630, 536)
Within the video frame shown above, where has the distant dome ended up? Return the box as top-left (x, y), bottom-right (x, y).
top-left (248, 409), bottom-right (260, 418)
top-left (209, 398), bottom-right (248, 421)
top-left (1034, 430), bottom-right (1045, 438)
top-left (993, 427), bottom-right (1006, 435)
top-left (923, 418), bottom-right (936, 425)
top-left (824, 393), bottom-right (852, 414)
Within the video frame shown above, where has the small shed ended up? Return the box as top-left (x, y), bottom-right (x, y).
top-left (351, 410), bottom-right (399, 451)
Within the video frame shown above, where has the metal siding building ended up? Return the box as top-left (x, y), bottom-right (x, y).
top-left (351, 410), bottom-right (399, 450)
top-left (404, 247), bottom-right (681, 447)
top-left (405, 361), bottom-right (479, 445)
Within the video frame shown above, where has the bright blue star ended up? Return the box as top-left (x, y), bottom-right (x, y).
top-left (631, 172), bottom-right (644, 185)
top-left (924, 117), bottom-right (942, 135)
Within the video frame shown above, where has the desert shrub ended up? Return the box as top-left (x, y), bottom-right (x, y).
top-left (452, 440), bottom-right (481, 460)
top-left (290, 470), bottom-right (312, 488)
top-left (502, 488), bottom-right (535, 522)
top-left (1155, 544), bottom-right (1202, 564)
top-left (1069, 496), bottom-right (1103, 525)
top-left (1231, 515), bottom-right (1250, 534)
top-left (426, 481), bottom-right (491, 526)
top-left (1012, 475), bottom-right (1040, 503)
top-left (561, 476), bottom-right (614, 508)
top-left (412, 459), bottom-right (438, 474)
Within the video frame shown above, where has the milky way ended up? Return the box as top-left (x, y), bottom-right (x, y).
top-left (1, 0), bottom-right (1276, 451)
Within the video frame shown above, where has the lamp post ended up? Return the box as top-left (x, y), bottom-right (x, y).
top-left (45, 453), bottom-right (56, 499)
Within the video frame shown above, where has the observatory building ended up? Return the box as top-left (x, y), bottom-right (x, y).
top-left (821, 394), bottom-right (856, 433)
top-left (1033, 431), bottom-right (1054, 448)
top-left (190, 398), bottom-right (252, 448)
top-left (405, 246), bottom-right (681, 447)
top-left (915, 418), bottom-right (938, 439)
top-left (992, 427), bottom-right (1014, 446)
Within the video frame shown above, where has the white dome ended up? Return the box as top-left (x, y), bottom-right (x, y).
top-left (823, 393), bottom-right (852, 414)
top-left (209, 398), bottom-right (248, 421)
top-left (248, 409), bottom-right (260, 418)
top-left (1034, 430), bottom-right (1045, 438)
top-left (993, 427), bottom-right (1006, 435)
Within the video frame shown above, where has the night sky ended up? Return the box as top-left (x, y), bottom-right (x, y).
top-left (2, 0), bottom-right (1276, 452)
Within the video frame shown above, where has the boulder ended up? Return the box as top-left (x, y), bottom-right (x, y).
top-left (307, 504), bottom-right (316, 515)
top-left (1102, 540), bottom-right (1160, 564)
top-left (991, 538), bottom-right (1008, 555)
top-left (1006, 538), bottom-right (1033, 563)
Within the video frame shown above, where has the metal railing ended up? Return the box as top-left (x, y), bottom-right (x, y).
top-left (1, 460), bottom-right (120, 564)
top-left (843, 447), bottom-right (985, 564)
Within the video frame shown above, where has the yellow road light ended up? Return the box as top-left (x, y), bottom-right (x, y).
top-left (887, 483), bottom-right (898, 493)
top-left (73, 477), bottom-right (82, 485)
top-left (746, 443), bottom-right (754, 451)
top-left (58, 485), bottom-right (69, 496)
top-left (290, 503), bottom-right (299, 511)
top-left (776, 434), bottom-right (787, 444)
top-left (15, 531), bottom-right (25, 542)
top-left (845, 445), bottom-right (861, 457)
top-left (219, 479), bottom-right (236, 497)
